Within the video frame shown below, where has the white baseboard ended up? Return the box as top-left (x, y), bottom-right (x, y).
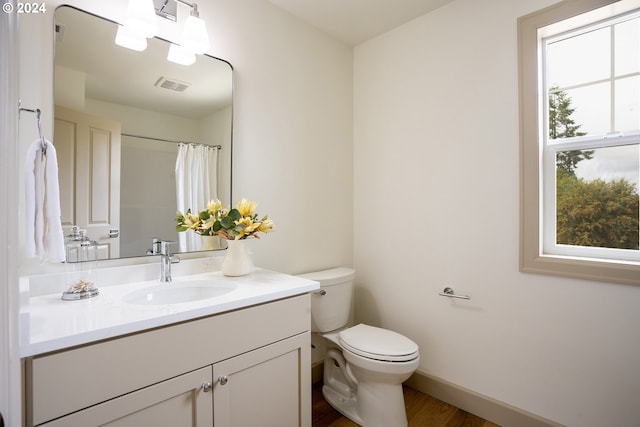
top-left (405, 371), bottom-right (566, 427)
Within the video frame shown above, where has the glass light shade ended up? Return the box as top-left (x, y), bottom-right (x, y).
top-left (182, 15), bottom-right (209, 54)
top-left (124, 0), bottom-right (157, 38)
top-left (115, 25), bottom-right (148, 51)
top-left (167, 43), bottom-right (196, 66)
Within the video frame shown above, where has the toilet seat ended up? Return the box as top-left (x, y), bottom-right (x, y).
top-left (339, 324), bottom-right (419, 362)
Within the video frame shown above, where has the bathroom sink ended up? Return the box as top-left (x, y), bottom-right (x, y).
top-left (122, 281), bottom-right (237, 305)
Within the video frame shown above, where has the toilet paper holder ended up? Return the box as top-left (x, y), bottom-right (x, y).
top-left (439, 287), bottom-right (470, 300)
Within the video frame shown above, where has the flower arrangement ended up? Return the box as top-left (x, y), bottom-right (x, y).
top-left (176, 198), bottom-right (274, 240)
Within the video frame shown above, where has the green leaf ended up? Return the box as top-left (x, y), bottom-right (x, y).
top-left (220, 216), bottom-right (236, 229)
top-left (227, 208), bottom-right (241, 221)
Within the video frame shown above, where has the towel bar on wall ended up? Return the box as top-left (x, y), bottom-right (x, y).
top-left (439, 287), bottom-right (470, 300)
top-left (18, 101), bottom-right (47, 156)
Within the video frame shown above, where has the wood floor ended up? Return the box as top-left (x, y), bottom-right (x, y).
top-left (312, 383), bottom-right (500, 427)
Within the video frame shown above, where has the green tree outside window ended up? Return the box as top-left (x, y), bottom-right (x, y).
top-left (550, 87), bottom-right (639, 250)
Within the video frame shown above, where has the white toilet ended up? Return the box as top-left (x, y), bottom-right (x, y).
top-left (298, 267), bottom-right (420, 427)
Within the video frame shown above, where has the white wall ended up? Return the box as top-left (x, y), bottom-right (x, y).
top-left (353, 0), bottom-right (640, 426)
top-left (215, 1), bottom-right (354, 273)
top-left (199, 106), bottom-right (232, 205)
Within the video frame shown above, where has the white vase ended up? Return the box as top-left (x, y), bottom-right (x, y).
top-left (200, 235), bottom-right (221, 250)
top-left (222, 239), bottom-right (253, 276)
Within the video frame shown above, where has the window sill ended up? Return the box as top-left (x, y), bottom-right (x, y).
top-left (520, 251), bottom-right (640, 286)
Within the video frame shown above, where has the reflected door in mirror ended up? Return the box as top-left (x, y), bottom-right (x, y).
top-left (55, 106), bottom-right (121, 259)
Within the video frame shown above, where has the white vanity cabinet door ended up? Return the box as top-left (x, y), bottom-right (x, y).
top-left (213, 332), bottom-right (311, 427)
top-left (39, 366), bottom-right (213, 427)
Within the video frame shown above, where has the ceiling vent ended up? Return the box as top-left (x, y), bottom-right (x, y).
top-left (154, 76), bottom-right (191, 92)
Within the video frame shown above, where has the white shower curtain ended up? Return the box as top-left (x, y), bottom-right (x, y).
top-left (175, 143), bottom-right (220, 252)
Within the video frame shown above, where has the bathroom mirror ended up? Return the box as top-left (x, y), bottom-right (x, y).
top-left (53, 6), bottom-right (232, 260)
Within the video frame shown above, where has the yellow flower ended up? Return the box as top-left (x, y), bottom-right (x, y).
top-left (201, 215), bottom-right (215, 230)
top-left (177, 197), bottom-right (274, 240)
top-left (207, 199), bottom-right (222, 215)
top-left (258, 218), bottom-right (274, 233)
top-left (184, 212), bottom-right (201, 229)
top-left (236, 217), bottom-right (260, 236)
top-left (236, 198), bottom-right (257, 217)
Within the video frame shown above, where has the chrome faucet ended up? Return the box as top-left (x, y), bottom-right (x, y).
top-left (159, 241), bottom-right (180, 282)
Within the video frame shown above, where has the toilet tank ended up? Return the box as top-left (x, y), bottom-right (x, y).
top-left (297, 267), bottom-right (355, 333)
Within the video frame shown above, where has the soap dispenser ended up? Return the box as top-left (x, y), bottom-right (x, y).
top-left (63, 228), bottom-right (99, 300)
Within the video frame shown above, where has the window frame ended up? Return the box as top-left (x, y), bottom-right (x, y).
top-left (519, 0), bottom-right (640, 286)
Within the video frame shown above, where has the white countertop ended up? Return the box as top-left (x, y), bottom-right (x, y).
top-left (20, 268), bottom-right (319, 357)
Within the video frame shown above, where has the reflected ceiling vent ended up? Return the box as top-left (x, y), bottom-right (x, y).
top-left (154, 76), bottom-right (191, 92)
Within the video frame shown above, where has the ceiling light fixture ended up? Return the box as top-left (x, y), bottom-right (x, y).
top-left (180, 3), bottom-right (209, 55)
top-left (117, 0), bottom-right (210, 63)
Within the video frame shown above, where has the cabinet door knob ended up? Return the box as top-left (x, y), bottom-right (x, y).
top-left (201, 382), bottom-right (212, 392)
top-left (217, 375), bottom-right (229, 385)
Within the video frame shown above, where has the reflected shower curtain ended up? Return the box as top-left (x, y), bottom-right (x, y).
top-left (175, 143), bottom-right (219, 252)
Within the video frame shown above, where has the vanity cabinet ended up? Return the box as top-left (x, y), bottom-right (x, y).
top-left (24, 294), bottom-right (311, 427)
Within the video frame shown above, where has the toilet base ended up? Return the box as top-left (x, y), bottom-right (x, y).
top-left (322, 381), bottom-right (410, 427)
top-left (322, 384), bottom-right (362, 425)
top-left (322, 351), bottom-right (412, 427)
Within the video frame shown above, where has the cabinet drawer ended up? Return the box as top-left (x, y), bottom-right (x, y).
top-left (27, 294), bottom-right (310, 425)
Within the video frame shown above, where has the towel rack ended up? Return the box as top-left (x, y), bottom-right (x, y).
top-left (19, 102), bottom-right (47, 156)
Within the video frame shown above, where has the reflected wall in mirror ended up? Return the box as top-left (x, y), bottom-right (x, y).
top-left (54, 6), bottom-right (232, 260)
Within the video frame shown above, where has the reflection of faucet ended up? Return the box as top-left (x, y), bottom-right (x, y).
top-left (160, 241), bottom-right (180, 282)
top-left (146, 238), bottom-right (162, 255)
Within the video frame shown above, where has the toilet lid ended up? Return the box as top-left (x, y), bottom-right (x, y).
top-left (339, 324), bottom-right (419, 362)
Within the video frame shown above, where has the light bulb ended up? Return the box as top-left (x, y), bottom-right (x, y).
top-left (181, 6), bottom-right (209, 54)
top-left (115, 25), bottom-right (148, 51)
top-left (124, 0), bottom-right (157, 38)
top-left (167, 43), bottom-right (196, 66)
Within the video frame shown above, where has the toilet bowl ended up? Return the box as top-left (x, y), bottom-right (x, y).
top-left (297, 268), bottom-right (420, 427)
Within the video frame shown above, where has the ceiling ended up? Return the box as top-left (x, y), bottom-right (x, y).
top-left (267, 0), bottom-right (455, 46)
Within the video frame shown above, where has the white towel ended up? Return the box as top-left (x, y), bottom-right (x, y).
top-left (24, 139), bottom-right (65, 263)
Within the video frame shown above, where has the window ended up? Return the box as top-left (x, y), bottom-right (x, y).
top-left (519, 0), bottom-right (640, 286)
